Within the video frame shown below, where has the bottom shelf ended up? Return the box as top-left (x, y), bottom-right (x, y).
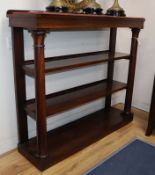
top-left (19, 107), bottom-right (133, 171)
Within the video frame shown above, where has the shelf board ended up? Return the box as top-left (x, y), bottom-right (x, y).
top-left (23, 51), bottom-right (130, 77)
top-left (25, 80), bottom-right (127, 119)
top-left (19, 107), bottom-right (133, 171)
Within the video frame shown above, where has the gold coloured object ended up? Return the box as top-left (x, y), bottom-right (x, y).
top-left (46, 0), bottom-right (68, 12)
top-left (46, 0), bottom-right (103, 14)
top-left (106, 0), bottom-right (126, 16)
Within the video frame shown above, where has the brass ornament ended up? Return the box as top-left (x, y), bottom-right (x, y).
top-left (46, 0), bottom-right (103, 14)
top-left (106, 0), bottom-right (126, 16)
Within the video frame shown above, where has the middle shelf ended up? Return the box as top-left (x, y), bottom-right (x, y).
top-left (23, 51), bottom-right (130, 77)
top-left (25, 80), bottom-right (127, 120)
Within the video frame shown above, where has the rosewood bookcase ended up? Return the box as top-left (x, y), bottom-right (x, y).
top-left (7, 10), bottom-right (145, 171)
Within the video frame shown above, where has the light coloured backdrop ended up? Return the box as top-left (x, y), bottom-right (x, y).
top-left (0, 0), bottom-right (154, 155)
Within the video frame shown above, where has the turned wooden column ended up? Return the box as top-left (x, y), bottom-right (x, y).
top-left (105, 28), bottom-right (117, 109)
top-left (31, 31), bottom-right (47, 158)
top-left (11, 27), bottom-right (28, 144)
top-left (123, 28), bottom-right (140, 117)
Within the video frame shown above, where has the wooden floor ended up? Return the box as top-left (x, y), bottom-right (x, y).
top-left (0, 104), bottom-right (155, 175)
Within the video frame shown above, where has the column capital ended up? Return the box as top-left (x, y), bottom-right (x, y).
top-left (131, 28), bottom-right (141, 38)
top-left (30, 30), bottom-right (47, 48)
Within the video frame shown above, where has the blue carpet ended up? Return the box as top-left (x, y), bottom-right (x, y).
top-left (85, 139), bottom-right (155, 175)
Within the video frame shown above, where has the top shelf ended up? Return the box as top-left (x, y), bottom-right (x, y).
top-left (7, 10), bottom-right (145, 30)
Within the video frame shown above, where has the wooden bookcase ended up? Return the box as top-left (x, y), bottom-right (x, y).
top-left (7, 10), bottom-right (145, 171)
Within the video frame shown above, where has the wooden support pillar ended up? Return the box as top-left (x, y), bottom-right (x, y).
top-left (105, 28), bottom-right (117, 109)
top-left (11, 27), bottom-right (28, 144)
top-left (31, 31), bottom-right (47, 158)
top-left (123, 28), bottom-right (140, 117)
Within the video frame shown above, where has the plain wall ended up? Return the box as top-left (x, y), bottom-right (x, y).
top-left (0, 0), bottom-right (154, 154)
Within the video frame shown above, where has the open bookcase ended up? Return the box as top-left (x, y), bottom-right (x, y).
top-left (7, 10), bottom-right (145, 171)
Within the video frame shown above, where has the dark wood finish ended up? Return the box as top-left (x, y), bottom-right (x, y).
top-left (23, 51), bottom-right (129, 77)
top-left (25, 80), bottom-right (127, 119)
top-left (11, 27), bottom-right (28, 144)
top-left (123, 28), bottom-right (140, 117)
top-left (7, 10), bottom-right (145, 171)
top-left (146, 76), bottom-right (155, 136)
top-left (32, 31), bottom-right (47, 158)
top-left (7, 10), bottom-right (145, 30)
top-left (105, 28), bottom-right (117, 109)
top-left (19, 107), bottom-right (133, 171)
